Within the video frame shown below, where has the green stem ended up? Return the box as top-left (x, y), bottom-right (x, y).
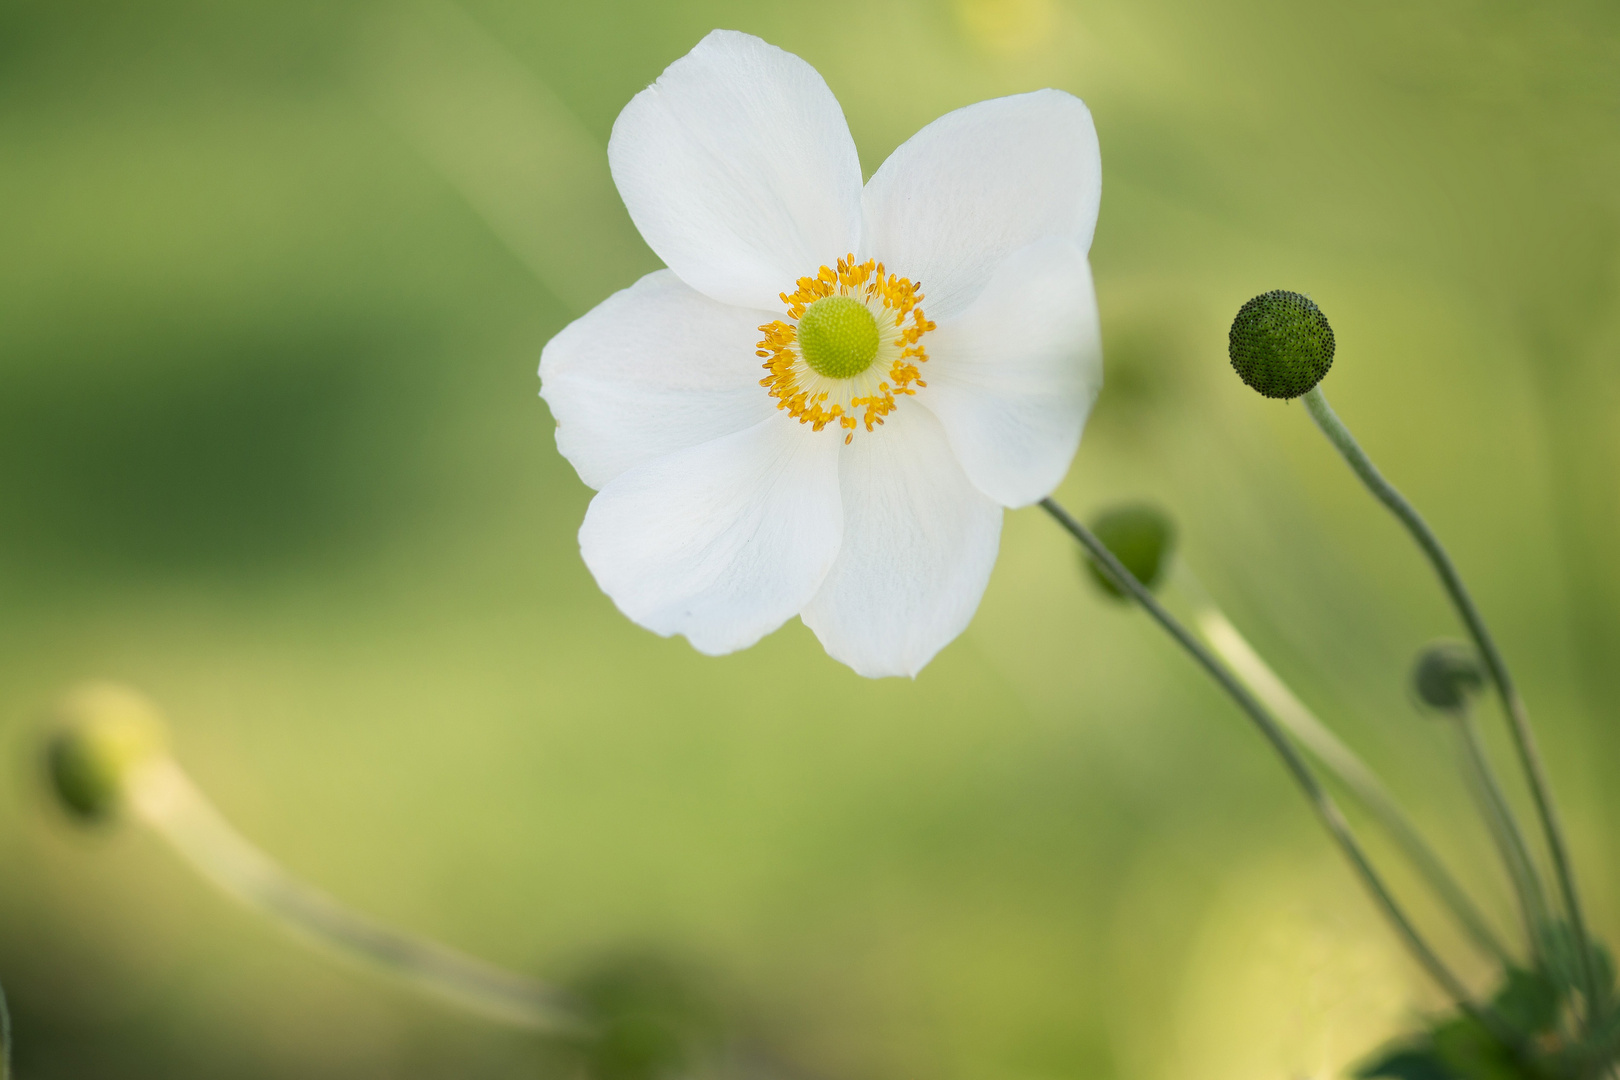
top-left (1451, 706), bottom-right (1551, 959)
top-left (1042, 497), bottom-right (1485, 1017)
top-left (0, 972), bottom-right (11, 1080)
top-left (1302, 387), bottom-right (1598, 1018)
top-left (1175, 569), bottom-right (1512, 967)
top-left (122, 756), bottom-right (589, 1035)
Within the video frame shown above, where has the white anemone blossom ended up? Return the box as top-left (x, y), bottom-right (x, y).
top-left (540, 30), bottom-right (1103, 678)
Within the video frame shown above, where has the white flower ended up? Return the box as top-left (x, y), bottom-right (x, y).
top-left (540, 30), bottom-right (1103, 678)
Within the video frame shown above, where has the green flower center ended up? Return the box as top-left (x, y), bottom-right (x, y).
top-left (797, 296), bottom-right (879, 380)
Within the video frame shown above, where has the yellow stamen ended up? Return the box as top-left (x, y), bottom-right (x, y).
top-left (757, 255), bottom-right (935, 444)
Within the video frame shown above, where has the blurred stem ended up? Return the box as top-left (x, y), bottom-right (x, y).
top-left (1302, 387), bottom-right (1597, 1020)
top-left (122, 756), bottom-right (590, 1035)
top-left (1173, 567), bottom-right (1513, 968)
top-left (1040, 498), bottom-right (1489, 1022)
top-left (0, 972), bottom-right (11, 1080)
top-left (1450, 705), bottom-right (1552, 962)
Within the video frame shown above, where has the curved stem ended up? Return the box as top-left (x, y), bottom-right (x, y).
top-left (1451, 707), bottom-right (1551, 960)
top-left (1302, 387), bottom-right (1597, 1017)
top-left (1175, 569), bottom-right (1513, 967)
top-left (1042, 497), bottom-right (1486, 1018)
top-left (122, 756), bottom-right (589, 1035)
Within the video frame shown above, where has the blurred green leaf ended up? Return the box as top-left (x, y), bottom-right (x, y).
top-left (1429, 1017), bottom-right (1536, 1080)
top-left (565, 953), bottom-right (729, 1080)
top-left (1490, 969), bottom-right (1561, 1037)
top-left (1358, 1045), bottom-right (1459, 1080)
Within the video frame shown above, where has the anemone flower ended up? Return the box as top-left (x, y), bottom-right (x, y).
top-left (540, 30), bottom-right (1102, 678)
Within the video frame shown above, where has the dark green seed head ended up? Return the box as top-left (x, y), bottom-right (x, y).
top-left (1412, 641), bottom-right (1486, 713)
top-left (1083, 503), bottom-right (1177, 601)
top-left (1228, 290), bottom-right (1335, 399)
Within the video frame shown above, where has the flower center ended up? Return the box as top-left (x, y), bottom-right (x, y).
top-left (757, 256), bottom-right (935, 443)
top-left (797, 296), bottom-right (880, 379)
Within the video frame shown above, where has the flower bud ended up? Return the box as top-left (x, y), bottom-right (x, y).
top-left (1083, 503), bottom-right (1177, 600)
top-left (46, 683), bottom-right (169, 822)
top-left (1228, 290), bottom-right (1335, 399)
top-left (1411, 642), bottom-right (1485, 713)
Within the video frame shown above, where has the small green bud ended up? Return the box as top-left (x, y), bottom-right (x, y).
top-left (46, 683), bottom-right (169, 822)
top-left (1411, 642), bottom-right (1486, 713)
top-left (1083, 503), bottom-right (1177, 600)
top-left (1228, 290), bottom-right (1335, 399)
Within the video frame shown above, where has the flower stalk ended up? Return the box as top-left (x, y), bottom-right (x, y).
top-left (1301, 386), bottom-right (1599, 1021)
top-left (0, 972), bottom-right (11, 1080)
top-left (1040, 497), bottom-right (1487, 1019)
top-left (1448, 704), bottom-right (1552, 959)
top-left (1175, 569), bottom-right (1512, 967)
top-left (119, 754), bottom-right (589, 1035)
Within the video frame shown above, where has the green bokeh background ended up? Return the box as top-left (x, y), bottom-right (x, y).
top-left (1, 0), bottom-right (1618, 1076)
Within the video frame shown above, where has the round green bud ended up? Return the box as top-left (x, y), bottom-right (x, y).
top-left (1411, 642), bottom-right (1486, 713)
top-left (797, 296), bottom-right (879, 380)
top-left (1228, 290), bottom-right (1335, 399)
top-left (1083, 503), bottom-right (1178, 600)
top-left (46, 683), bottom-right (169, 822)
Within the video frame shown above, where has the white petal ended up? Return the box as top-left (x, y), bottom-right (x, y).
top-left (580, 417), bottom-right (843, 656)
top-left (540, 270), bottom-right (777, 490)
top-left (608, 30), bottom-right (863, 310)
top-left (922, 237), bottom-right (1102, 508)
top-left (801, 408), bottom-right (1003, 678)
top-left (860, 90), bottom-right (1101, 320)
